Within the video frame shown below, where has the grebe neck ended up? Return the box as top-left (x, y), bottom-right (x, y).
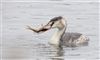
top-left (49, 27), bottom-right (66, 46)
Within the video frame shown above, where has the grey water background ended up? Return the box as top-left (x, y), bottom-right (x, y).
top-left (2, 1), bottom-right (99, 60)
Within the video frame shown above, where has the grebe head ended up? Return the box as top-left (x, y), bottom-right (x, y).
top-left (46, 16), bottom-right (66, 46)
top-left (45, 16), bottom-right (66, 30)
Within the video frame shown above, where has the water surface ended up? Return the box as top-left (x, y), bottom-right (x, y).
top-left (2, 1), bottom-right (99, 60)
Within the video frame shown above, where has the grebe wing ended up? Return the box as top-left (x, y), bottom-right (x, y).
top-left (62, 32), bottom-right (82, 42)
top-left (61, 32), bottom-right (89, 47)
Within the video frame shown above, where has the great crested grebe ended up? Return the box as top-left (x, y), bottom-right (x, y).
top-left (27, 16), bottom-right (89, 47)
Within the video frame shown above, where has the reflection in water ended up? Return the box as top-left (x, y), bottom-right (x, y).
top-left (50, 46), bottom-right (64, 60)
top-left (35, 44), bottom-right (65, 60)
